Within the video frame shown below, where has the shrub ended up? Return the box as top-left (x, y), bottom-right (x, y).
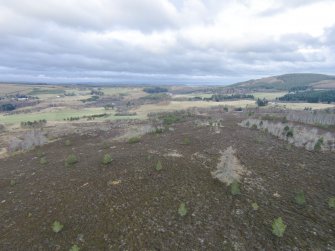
top-left (155, 160), bottom-right (162, 171)
top-left (37, 150), bottom-right (45, 157)
top-left (182, 137), bottom-right (190, 145)
top-left (256, 98), bottom-right (269, 107)
top-left (10, 180), bottom-right (16, 186)
top-left (69, 244), bottom-right (80, 251)
top-left (251, 202), bottom-right (259, 210)
top-left (40, 157), bottom-right (48, 165)
top-left (128, 136), bottom-right (141, 144)
top-left (90, 89), bottom-right (104, 96)
top-left (104, 104), bottom-right (115, 110)
top-left (251, 124), bottom-right (257, 129)
top-left (102, 154), bottom-right (112, 165)
top-left (101, 141), bottom-right (110, 149)
top-left (65, 139), bottom-right (71, 146)
top-left (0, 124), bottom-right (5, 132)
top-left (286, 129), bottom-right (293, 138)
top-left (65, 154), bottom-right (78, 166)
top-left (162, 114), bottom-right (181, 125)
top-left (328, 197), bottom-right (335, 209)
top-left (52, 221), bottom-right (63, 233)
top-left (272, 217), bottom-right (286, 237)
top-left (0, 103), bottom-right (16, 111)
top-left (314, 137), bottom-right (324, 151)
top-left (294, 191), bottom-right (306, 206)
top-left (154, 128), bottom-right (164, 134)
top-left (178, 203), bottom-right (187, 217)
top-left (230, 181), bottom-right (240, 195)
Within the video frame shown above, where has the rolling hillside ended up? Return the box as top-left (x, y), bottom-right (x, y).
top-left (231, 73), bottom-right (335, 90)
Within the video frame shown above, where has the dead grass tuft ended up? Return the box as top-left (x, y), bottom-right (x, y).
top-left (211, 146), bottom-right (246, 185)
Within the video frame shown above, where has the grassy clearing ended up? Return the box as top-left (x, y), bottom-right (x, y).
top-left (133, 100), bottom-right (256, 117)
top-left (0, 107), bottom-right (109, 124)
top-left (251, 92), bottom-right (287, 100)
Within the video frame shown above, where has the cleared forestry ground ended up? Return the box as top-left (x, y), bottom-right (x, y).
top-left (0, 112), bottom-right (334, 250)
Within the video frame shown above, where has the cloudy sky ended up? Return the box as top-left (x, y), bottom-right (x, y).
top-left (0, 0), bottom-right (335, 85)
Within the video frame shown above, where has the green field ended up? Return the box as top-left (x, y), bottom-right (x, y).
top-left (251, 92), bottom-right (287, 100)
top-left (0, 107), bottom-right (144, 125)
top-left (0, 108), bottom-right (108, 124)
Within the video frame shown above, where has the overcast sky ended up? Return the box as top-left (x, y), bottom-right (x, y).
top-left (0, 0), bottom-right (335, 85)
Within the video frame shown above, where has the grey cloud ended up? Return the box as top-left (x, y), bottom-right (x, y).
top-left (0, 0), bottom-right (334, 84)
top-left (0, 0), bottom-right (179, 32)
top-left (259, 0), bottom-right (330, 16)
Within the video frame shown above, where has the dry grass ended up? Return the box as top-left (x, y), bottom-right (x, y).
top-left (211, 146), bottom-right (247, 185)
top-left (8, 130), bottom-right (48, 152)
top-left (240, 118), bottom-right (335, 151)
top-left (0, 83), bottom-right (37, 95)
top-left (102, 87), bottom-right (146, 100)
top-left (286, 110), bottom-right (335, 126)
top-left (269, 102), bottom-right (335, 110)
top-left (113, 124), bottom-right (155, 141)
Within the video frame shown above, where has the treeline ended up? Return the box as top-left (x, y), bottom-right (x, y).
top-left (277, 74), bottom-right (335, 87)
top-left (64, 117), bottom-right (80, 121)
top-left (90, 90), bottom-right (104, 96)
top-left (81, 95), bottom-right (100, 103)
top-left (21, 120), bottom-right (47, 128)
top-left (233, 73), bottom-right (335, 91)
top-left (0, 103), bottom-right (16, 111)
top-left (115, 112), bottom-right (137, 116)
top-left (288, 86), bottom-right (309, 93)
top-left (204, 94), bottom-right (254, 101)
top-left (143, 87), bottom-right (168, 94)
top-left (64, 113), bottom-right (110, 121)
top-left (278, 90), bottom-right (335, 103)
top-left (141, 93), bottom-right (170, 100)
top-left (83, 113), bottom-right (109, 120)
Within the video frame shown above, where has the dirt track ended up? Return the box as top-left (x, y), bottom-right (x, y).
top-left (0, 113), bottom-right (334, 250)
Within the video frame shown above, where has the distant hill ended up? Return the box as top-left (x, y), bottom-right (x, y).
top-left (231, 73), bottom-right (335, 91)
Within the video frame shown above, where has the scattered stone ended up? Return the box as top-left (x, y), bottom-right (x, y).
top-left (107, 180), bottom-right (121, 186)
top-left (273, 192), bottom-right (281, 198)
